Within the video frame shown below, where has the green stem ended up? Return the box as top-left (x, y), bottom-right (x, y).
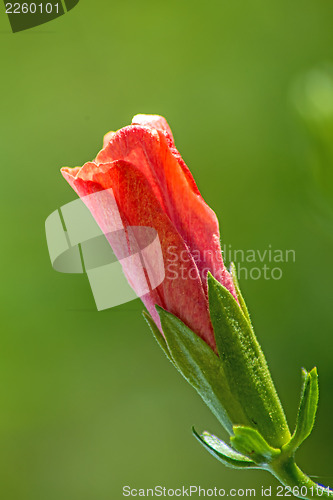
top-left (269, 456), bottom-right (333, 500)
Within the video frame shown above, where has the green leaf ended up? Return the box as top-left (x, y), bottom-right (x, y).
top-left (284, 367), bottom-right (319, 453)
top-left (193, 427), bottom-right (258, 469)
top-left (230, 262), bottom-right (252, 325)
top-left (207, 273), bottom-right (291, 449)
top-left (231, 426), bottom-right (281, 465)
top-left (156, 306), bottom-right (250, 435)
top-left (143, 311), bottom-right (174, 365)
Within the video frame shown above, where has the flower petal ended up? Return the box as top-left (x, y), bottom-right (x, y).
top-left (61, 161), bottom-right (216, 350)
top-left (131, 114), bottom-right (174, 141)
top-left (95, 122), bottom-right (236, 298)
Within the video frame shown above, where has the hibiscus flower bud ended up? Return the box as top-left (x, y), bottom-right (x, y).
top-left (61, 114), bottom-right (237, 352)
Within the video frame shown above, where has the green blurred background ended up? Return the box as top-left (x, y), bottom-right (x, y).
top-left (1, 1), bottom-right (333, 498)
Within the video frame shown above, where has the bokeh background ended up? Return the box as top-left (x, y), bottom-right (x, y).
top-left (1, 1), bottom-right (333, 498)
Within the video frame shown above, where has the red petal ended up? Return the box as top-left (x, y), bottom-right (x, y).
top-left (95, 123), bottom-right (236, 298)
top-left (131, 114), bottom-right (174, 141)
top-left (103, 131), bottom-right (116, 148)
top-left (103, 115), bottom-right (174, 149)
top-left (61, 161), bottom-right (216, 350)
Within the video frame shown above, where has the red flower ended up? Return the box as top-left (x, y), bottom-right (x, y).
top-left (61, 114), bottom-right (236, 351)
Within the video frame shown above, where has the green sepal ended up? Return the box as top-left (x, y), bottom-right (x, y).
top-left (231, 426), bottom-right (281, 466)
top-left (284, 367), bottom-right (319, 453)
top-left (193, 427), bottom-right (258, 469)
top-left (207, 272), bottom-right (291, 449)
top-left (230, 262), bottom-right (252, 325)
top-left (156, 305), bottom-right (249, 435)
top-left (143, 311), bottom-right (175, 365)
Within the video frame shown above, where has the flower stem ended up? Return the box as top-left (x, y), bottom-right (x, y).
top-left (269, 455), bottom-right (333, 500)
